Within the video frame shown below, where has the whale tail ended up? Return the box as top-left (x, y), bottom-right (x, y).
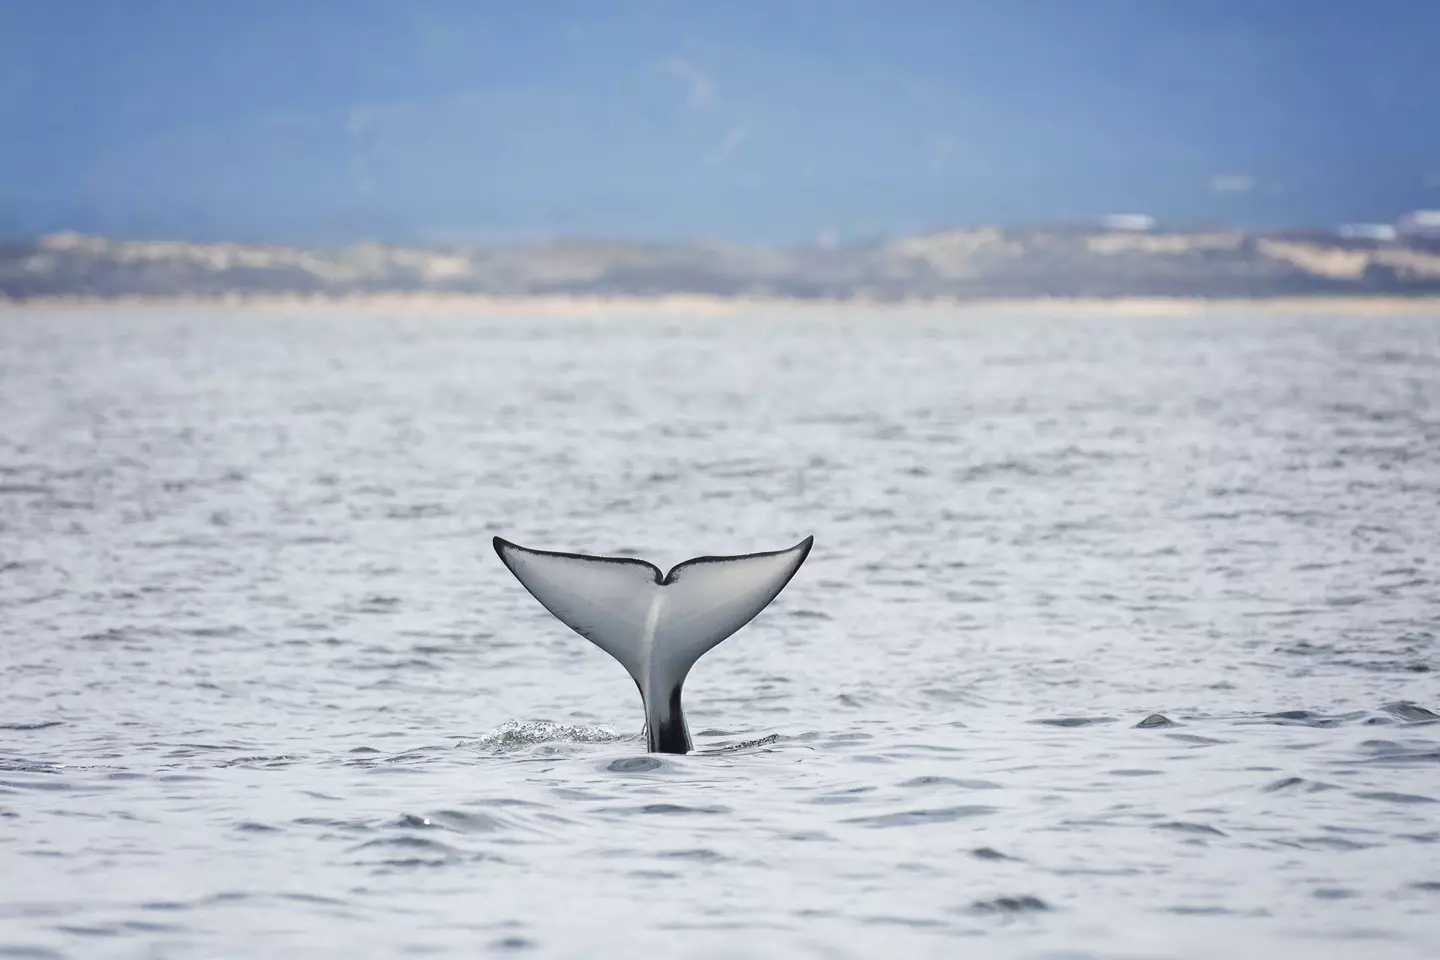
top-left (493, 535), bottom-right (814, 754)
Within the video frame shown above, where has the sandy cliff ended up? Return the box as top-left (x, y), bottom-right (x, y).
top-left (4, 227), bottom-right (1440, 303)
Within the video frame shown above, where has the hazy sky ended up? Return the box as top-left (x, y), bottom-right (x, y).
top-left (2, 0), bottom-right (1438, 244)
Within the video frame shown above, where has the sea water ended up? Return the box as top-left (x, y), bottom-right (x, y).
top-left (1, 306), bottom-right (1437, 959)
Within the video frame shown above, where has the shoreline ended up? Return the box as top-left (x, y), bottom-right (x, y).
top-left (3, 292), bottom-right (1440, 318)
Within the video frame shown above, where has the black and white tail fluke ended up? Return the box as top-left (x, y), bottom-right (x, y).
top-left (493, 536), bottom-right (814, 754)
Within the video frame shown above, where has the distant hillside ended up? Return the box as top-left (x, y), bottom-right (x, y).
top-left (4, 227), bottom-right (1440, 302)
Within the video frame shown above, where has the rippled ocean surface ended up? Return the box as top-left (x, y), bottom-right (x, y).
top-left (2, 306), bottom-right (1438, 959)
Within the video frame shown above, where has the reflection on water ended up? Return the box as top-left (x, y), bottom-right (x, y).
top-left (1, 307), bottom-right (1438, 959)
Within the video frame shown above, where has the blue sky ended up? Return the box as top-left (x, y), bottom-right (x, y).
top-left (2, 0), bottom-right (1438, 244)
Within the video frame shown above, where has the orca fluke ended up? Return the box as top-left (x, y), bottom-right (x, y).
top-left (493, 536), bottom-right (814, 754)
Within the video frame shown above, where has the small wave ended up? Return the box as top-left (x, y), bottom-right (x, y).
top-left (1032, 716), bottom-right (1117, 728)
top-left (968, 895), bottom-right (1050, 914)
top-left (701, 733), bottom-right (781, 753)
top-left (458, 719), bottom-right (630, 751)
top-left (844, 805), bottom-right (997, 828)
top-left (1384, 701), bottom-right (1439, 723)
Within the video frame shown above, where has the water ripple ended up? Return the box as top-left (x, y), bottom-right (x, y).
top-left (3, 308), bottom-right (1440, 958)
